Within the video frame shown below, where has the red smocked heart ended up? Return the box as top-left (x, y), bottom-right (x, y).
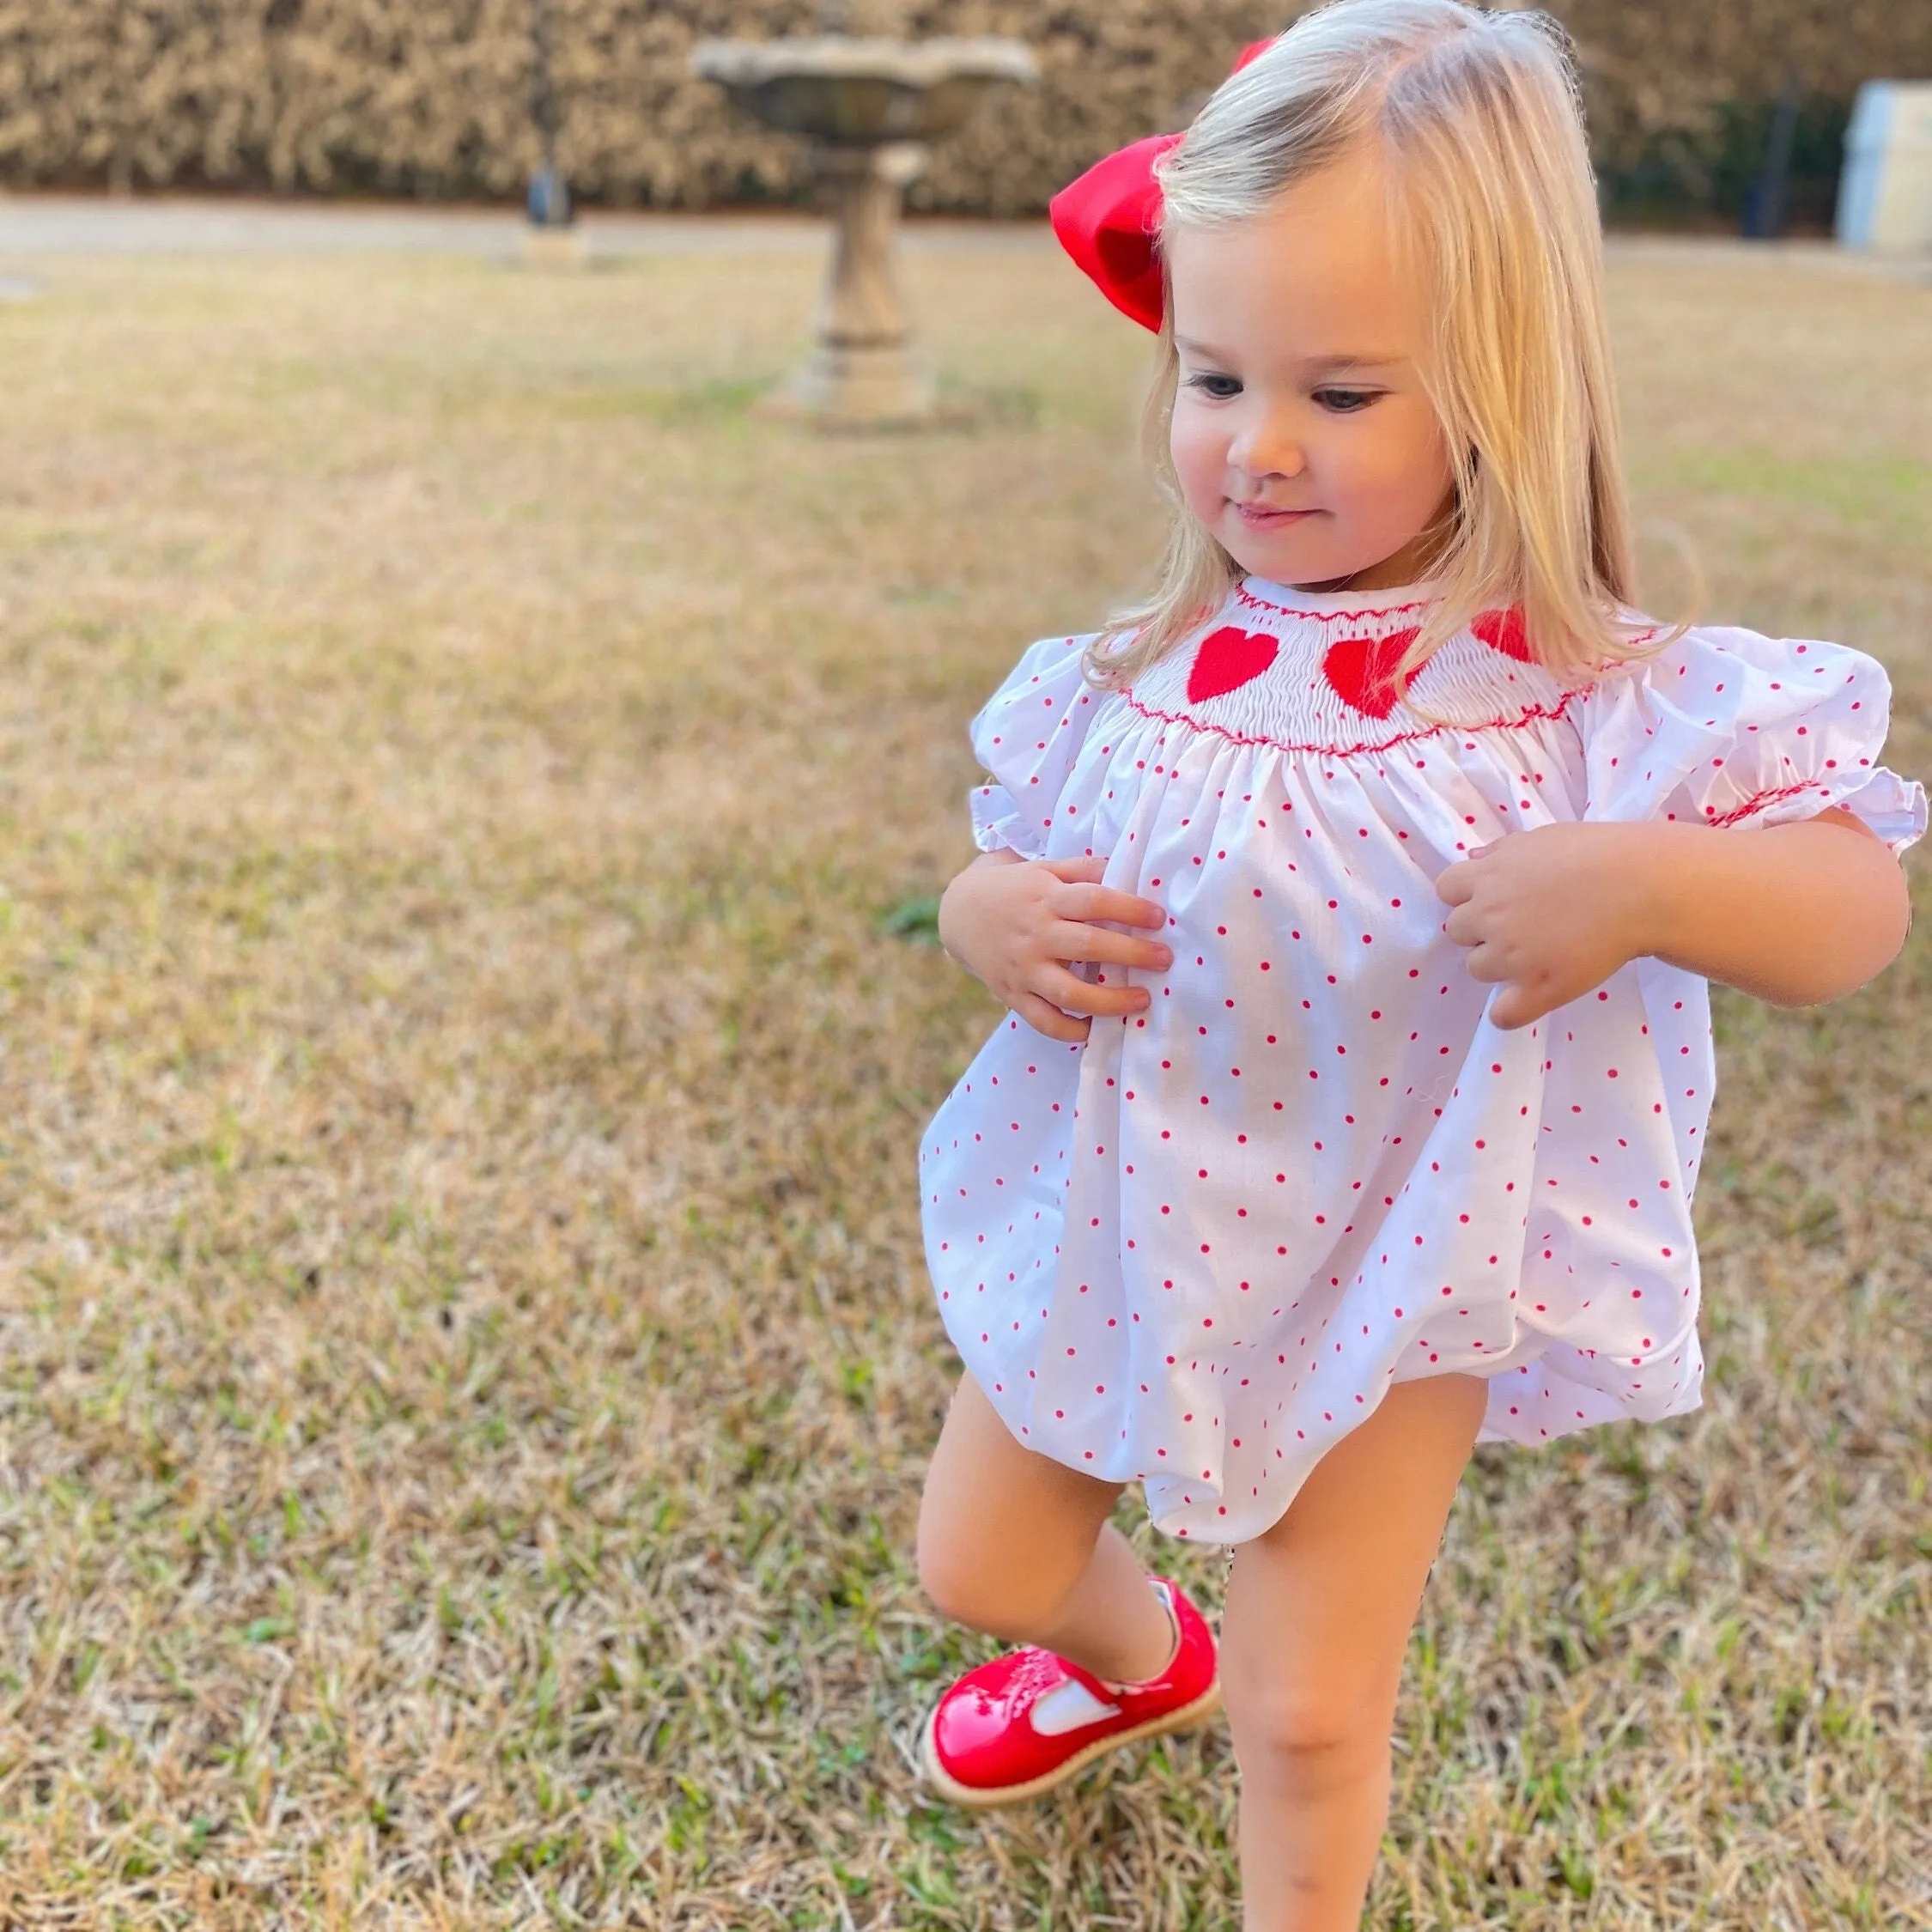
top-left (1321, 627), bottom-right (1419, 720)
top-left (1473, 606), bottom-right (1530, 660)
top-left (1187, 626), bottom-right (1279, 703)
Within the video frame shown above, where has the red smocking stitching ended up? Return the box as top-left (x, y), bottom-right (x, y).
top-left (1232, 582), bottom-right (1434, 622)
top-left (1118, 686), bottom-right (1592, 760)
top-left (1705, 781), bottom-right (1829, 828)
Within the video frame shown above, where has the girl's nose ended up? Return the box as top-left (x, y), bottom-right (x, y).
top-left (1228, 407), bottom-right (1305, 481)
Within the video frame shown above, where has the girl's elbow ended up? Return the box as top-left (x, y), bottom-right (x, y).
top-left (1785, 861), bottom-right (1913, 1006)
top-left (1862, 849), bottom-right (1915, 979)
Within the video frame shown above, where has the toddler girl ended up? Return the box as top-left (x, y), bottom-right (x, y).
top-left (911, 3), bottom-right (1923, 1925)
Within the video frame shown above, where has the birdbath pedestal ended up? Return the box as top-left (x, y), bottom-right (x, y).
top-left (691, 37), bottom-right (1038, 427)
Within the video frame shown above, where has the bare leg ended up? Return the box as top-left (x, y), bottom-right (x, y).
top-left (1219, 1374), bottom-right (1487, 1932)
top-left (917, 1371), bottom-right (1177, 1686)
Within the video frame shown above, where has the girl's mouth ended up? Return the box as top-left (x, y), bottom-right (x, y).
top-left (1232, 502), bottom-right (1319, 528)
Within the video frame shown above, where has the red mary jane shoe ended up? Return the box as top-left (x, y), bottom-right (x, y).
top-left (920, 1576), bottom-right (1222, 1808)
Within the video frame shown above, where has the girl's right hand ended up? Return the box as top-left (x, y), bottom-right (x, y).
top-left (936, 852), bottom-right (1171, 1043)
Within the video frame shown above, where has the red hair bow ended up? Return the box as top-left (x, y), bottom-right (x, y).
top-left (1048, 38), bottom-right (1278, 333)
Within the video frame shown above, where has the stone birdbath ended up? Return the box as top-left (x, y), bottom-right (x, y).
top-left (691, 13), bottom-right (1037, 427)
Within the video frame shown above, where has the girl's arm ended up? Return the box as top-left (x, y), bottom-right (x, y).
top-left (1637, 811), bottom-right (1911, 1004)
top-left (1437, 811), bottom-right (1912, 1030)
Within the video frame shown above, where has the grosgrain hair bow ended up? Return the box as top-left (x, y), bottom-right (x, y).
top-left (1048, 38), bottom-right (1279, 331)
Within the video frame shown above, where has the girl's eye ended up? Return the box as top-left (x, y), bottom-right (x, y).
top-left (1185, 373), bottom-right (1243, 400)
top-left (1313, 387), bottom-right (1379, 413)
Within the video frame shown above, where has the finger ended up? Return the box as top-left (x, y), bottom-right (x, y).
top-left (1461, 940), bottom-right (1511, 985)
top-left (1488, 980), bottom-right (1549, 1031)
top-left (1435, 861), bottom-right (1476, 908)
top-left (1046, 920), bottom-right (1173, 972)
top-left (1441, 902), bottom-right (1485, 948)
top-left (1034, 965), bottom-right (1151, 1018)
top-left (1053, 880), bottom-right (1169, 930)
top-left (1465, 839), bottom-right (1502, 860)
top-left (1013, 992), bottom-right (1090, 1043)
top-left (1038, 855), bottom-right (1109, 884)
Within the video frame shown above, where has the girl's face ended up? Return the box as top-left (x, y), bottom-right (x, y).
top-left (1165, 149), bottom-right (1455, 593)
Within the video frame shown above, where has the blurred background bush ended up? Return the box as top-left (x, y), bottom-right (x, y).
top-left (0, 0), bottom-right (1923, 228)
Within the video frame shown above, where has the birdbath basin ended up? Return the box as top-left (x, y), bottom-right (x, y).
top-left (691, 36), bottom-right (1039, 425)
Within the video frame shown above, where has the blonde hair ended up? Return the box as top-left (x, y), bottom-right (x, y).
top-left (1087, 0), bottom-right (1658, 694)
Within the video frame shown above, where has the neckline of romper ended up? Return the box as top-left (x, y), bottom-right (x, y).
top-left (1117, 574), bottom-right (1598, 761)
top-left (1234, 572), bottom-right (1443, 620)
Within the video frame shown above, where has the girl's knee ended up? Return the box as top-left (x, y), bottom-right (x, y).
top-left (1222, 1666), bottom-right (1399, 1790)
top-left (916, 1540), bottom-right (1054, 1638)
top-left (914, 1481), bottom-right (1120, 1640)
top-left (915, 1377), bottom-right (1120, 1635)
top-left (914, 1510), bottom-right (986, 1629)
top-left (914, 1491), bottom-right (1054, 1636)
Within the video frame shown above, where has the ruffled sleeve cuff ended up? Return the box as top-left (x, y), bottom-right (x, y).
top-left (1581, 623), bottom-right (1927, 855)
top-left (969, 781), bottom-right (1048, 859)
top-left (1714, 764), bottom-right (1929, 852)
top-left (963, 632), bottom-right (1104, 859)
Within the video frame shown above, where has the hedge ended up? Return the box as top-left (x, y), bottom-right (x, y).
top-left (0, 2), bottom-right (1924, 221)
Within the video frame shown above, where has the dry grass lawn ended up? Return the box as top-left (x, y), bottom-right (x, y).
top-left (0, 230), bottom-right (1926, 1930)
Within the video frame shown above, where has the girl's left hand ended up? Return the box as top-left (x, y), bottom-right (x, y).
top-left (1436, 823), bottom-right (1656, 1030)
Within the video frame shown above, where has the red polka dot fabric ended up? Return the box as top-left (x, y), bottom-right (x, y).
top-left (925, 575), bottom-right (1925, 1544)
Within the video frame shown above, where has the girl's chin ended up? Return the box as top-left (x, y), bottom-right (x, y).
top-left (1225, 532), bottom-right (1416, 593)
top-left (1227, 539), bottom-right (1340, 586)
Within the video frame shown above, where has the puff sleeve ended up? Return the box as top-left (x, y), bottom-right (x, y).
top-left (965, 633), bottom-right (1107, 858)
top-left (1578, 623), bottom-right (1926, 854)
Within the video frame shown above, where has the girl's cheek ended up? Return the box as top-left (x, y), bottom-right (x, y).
top-left (1170, 417), bottom-right (1224, 518)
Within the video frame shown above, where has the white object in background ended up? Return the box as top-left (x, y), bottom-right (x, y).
top-left (1836, 80), bottom-right (1932, 253)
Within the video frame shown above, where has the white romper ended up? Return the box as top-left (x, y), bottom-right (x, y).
top-left (920, 576), bottom-right (1925, 1543)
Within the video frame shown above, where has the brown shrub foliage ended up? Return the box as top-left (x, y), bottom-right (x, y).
top-left (0, 3), bottom-right (1926, 209)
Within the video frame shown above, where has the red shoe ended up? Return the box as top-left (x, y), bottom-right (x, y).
top-left (920, 1575), bottom-right (1221, 1808)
